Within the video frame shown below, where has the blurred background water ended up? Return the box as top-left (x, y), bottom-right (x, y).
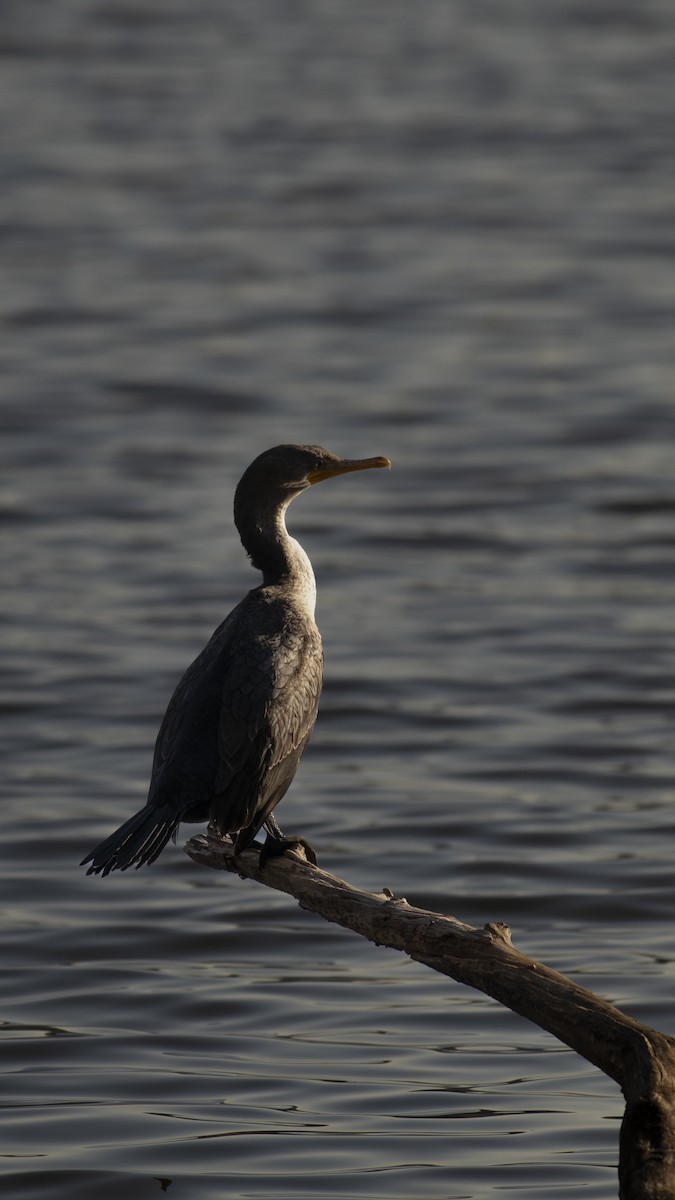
top-left (3, 0), bottom-right (675, 1195)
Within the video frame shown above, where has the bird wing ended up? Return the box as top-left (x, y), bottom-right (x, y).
top-left (214, 607), bottom-right (323, 833)
top-left (148, 611), bottom-right (236, 787)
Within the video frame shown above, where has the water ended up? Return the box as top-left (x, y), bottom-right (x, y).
top-left (3, 1), bottom-right (675, 1195)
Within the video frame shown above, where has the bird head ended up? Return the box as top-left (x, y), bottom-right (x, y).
top-left (233, 445), bottom-right (390, 574)
top-left (236, 444), bottom-right (391, 506)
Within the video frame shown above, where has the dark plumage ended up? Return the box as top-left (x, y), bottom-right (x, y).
top-left (81, 444), bottom-right (390, 876)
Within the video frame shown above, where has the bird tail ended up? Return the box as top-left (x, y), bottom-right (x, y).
top-left (80, 804), bottom-right (181, 876)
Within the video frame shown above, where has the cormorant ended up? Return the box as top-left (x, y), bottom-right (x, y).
top-left (81, 444), bottom-right (390, 876)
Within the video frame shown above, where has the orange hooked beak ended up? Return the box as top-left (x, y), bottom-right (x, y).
top-left (307, 456), bottom-right (391, 484)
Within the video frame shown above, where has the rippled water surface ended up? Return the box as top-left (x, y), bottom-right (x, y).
top-left (4, 1), bottom-right (675, 1196)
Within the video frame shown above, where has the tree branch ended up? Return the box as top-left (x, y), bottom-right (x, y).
top-left (186, 830), bottom-right (675, 1200)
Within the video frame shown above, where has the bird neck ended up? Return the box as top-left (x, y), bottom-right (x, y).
top-left (236, 496), bottom-right (317, 616)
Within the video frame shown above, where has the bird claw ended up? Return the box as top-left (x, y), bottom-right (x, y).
top-left (259, 834), bottom-right (318, 868)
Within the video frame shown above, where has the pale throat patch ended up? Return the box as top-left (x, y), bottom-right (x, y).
top-left (287, 537), bottom-right (317, 618)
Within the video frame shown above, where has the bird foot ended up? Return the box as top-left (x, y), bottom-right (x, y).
top-left (259, 834), bottom-right (318, 868)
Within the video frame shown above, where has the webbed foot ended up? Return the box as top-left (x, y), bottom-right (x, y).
top-left (259, 832), bottom-right (318, 868)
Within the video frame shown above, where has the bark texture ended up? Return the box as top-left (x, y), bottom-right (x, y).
top-left (185, 830), bottom-right (675, 1199)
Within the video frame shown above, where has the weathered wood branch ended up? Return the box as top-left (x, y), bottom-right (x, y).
top-left (186, 830), bottom-right (675, 1200)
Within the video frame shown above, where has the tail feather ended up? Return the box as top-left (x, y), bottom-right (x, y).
top-left (81, 805), bottom-right (181, 876)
